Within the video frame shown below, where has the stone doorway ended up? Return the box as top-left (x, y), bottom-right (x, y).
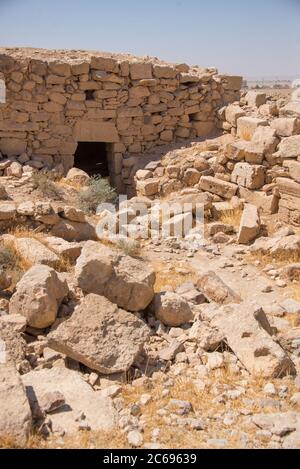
top-left (74, 141), bottom-right (110, 177)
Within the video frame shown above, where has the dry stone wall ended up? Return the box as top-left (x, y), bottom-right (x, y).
top-left (0, 48), bottom-right (241, 193)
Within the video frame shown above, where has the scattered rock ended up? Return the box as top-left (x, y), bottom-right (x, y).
top-left (151, 291), bottom-right (194, 327)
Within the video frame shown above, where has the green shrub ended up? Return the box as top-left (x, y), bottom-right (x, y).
top-left (77, 175), bottom-right (116, 214)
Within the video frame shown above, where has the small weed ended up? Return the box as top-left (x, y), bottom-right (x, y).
top-left (116, 238), bottom-right (141, 258)
top-left (31, 172), bottom-right (62, 199)
top-left (77, 176), bottom-right (116, 214)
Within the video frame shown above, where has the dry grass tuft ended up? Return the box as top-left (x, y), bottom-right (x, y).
top-left (152, 261), bottom-right (197, 293)
top-left (248, 250), bottom-right (300, 269)
top-left (0, 436), bottom-right (21, 449)
top-left (219, 207), bottom-right (243, 228)
top-left (0, 238), bottom-right (29, 288)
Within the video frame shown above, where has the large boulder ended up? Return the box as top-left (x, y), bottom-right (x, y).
top-left (151, 291), bottom-right (194, 327)
top-left (0, 348), bottom-right (32, 446)
top-left (48, 294), bottom-right (150, 374)
top-left (74, 241), bottom-right (155, 311)
top-left (237, 204), bottom-right (261, 244)
top-left (9, 265), bottom-right (68, 329)
top-left (211, 302), bottom-right (295, 378)
top-left (22, 367), bottom-right (117, 435)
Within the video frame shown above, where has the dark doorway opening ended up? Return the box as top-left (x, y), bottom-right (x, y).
top-left (74, 142), bottom-right (109, 177)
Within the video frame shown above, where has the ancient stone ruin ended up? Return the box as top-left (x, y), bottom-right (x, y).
top-left (0, 47), bottom-right (241, 193)
top-left (1, 47), bottom-right (300, 450)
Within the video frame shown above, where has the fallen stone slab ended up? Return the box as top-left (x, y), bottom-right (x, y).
top-left (44, 236), bottom-right (82, 262)
top-left (198, 176), bottom-right (238, 199)
top-left (22, 367), bottom-right (117, 435)
top-left (211, 302), bottom-right (295, 378)
top-left (196, 271), bottom-right (241, 304)
top-left (0, 350), bottom-right (32, 446)
top-left (75, 241), bottom-right (155, 311)
top-left (51, 219), bottom-right (96, 242)
top-left (48, 294), bottom-right (150, 374)
top-left (9, 265), bottom-right (68, 329)
top-left (12, 237), bottom-right (60, 268)
top-left (238, 204), bottom-right (261, 244)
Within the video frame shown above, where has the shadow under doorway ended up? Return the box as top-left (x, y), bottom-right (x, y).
top-left (74, 142), bottom-right (109, 177)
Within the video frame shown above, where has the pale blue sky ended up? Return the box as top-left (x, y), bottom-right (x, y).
top-left (0, 0), bottom-right (299, 78)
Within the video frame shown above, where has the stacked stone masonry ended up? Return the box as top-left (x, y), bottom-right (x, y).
top-left (0, 48), bottom-right (241, 193)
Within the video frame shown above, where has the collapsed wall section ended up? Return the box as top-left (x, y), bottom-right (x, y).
top-left (0, 48), bottom-right (242, 193)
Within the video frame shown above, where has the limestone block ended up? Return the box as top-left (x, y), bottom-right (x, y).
top-left (231, 163), bottom-right (265, 190)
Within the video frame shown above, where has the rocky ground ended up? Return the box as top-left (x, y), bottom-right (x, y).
top-left (0, 89), bottom-right (300, 450)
